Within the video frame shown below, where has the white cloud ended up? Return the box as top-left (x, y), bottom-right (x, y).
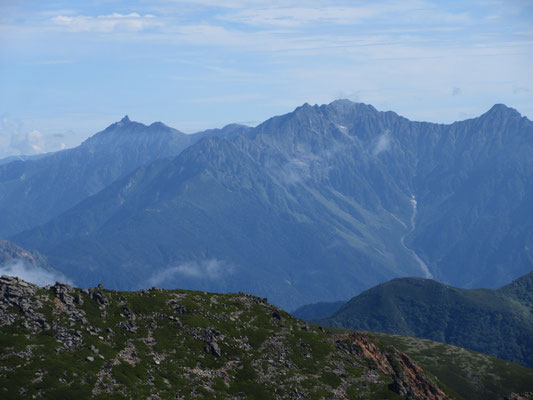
top-left (0, 118), bottom-right (43, 157)
top-left (148, 259), bottom-right (234, 287)
top-left (372, 131), bottom-right (392, 156)
top-left (222, 6), bottom-right (378, 27)
top-left (0, 117), bottom-right (68, 158)
top-left (0, 260), bottom-right (72, 287)
top-left (276, 157), bottom-right (312, 185)
top-left (30, 0), bottom-right (473, 52)
top-left (1, 0), bottom-right (532, 127)
top-left (27, 130), bottom-right (45, 153)
top-left (51, 12), bottom-right (161, 33)
top-left (216, 0), bottom-right (471, 28)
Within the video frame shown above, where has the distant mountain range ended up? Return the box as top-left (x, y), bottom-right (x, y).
top-left (292, 301), bottom-right (346, 320)
top-left (0, 153), bottom-right (49, 166)
top-left (316, 271), bottom-right (533, 368)
top-left (4, 100), bottom-right (533, 309)
top-left (0, 117), bottom-right (251, 238)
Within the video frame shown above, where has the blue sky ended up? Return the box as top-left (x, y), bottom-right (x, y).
top-left (1, 0), bottom-right (532, 157)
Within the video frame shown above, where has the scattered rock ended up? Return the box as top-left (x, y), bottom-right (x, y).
top-left (206, 341), bottom-right (221, 357)
top-left (89, 286), bottom-right (109, 307)
top-left (118, 320), bottom-right (137, 333)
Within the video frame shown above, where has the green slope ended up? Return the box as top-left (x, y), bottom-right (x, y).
top-left (318, 272), bottom-right (533, 368)
top-left (0, 276), bottom-right (455, 400)
top-left (368, 332), bottom-right (533, 400)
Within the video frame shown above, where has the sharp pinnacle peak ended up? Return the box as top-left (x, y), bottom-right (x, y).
top-left (483, 104), bottom-right (521, 119)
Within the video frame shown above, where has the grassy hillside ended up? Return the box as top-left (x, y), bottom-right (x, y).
top-left (369, 332), bottom-right (533, 400)
top-left (318, 273), bottom-right (533, 368)
top-left (0, 275), bottom-right (454, 400)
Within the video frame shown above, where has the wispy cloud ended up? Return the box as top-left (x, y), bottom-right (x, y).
top-left (2, 1), bottom-right (528, 56)
top-left (220, 6), bottom-right (378, 27)
top-left (372, 131), bottom-right (392, 156)
top-left (148, 259), bottom-right (234, 287)
top-left (0, 260), bottom-right (72, 287)
top-left (51, 12), bottom-right (161, 33)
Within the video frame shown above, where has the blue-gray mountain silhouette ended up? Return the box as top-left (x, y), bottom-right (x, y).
top-left (10, 100), bottom-right (533, 310)
top-left (0, 117), bottom-right (249, 237)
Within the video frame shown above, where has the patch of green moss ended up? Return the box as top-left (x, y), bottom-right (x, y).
top-left (320, 371), bottom-right (341, 388)
top-left (112, 361), bottom-right (147, 388)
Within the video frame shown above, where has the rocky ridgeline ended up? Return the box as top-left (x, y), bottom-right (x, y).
top-left (0, 275), bottom-right (450, 399)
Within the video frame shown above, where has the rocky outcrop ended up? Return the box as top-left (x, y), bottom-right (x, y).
top-left (0, 275), bottom-right (41, 326)
top-left (343, 332), bottom-right (449, 400)
top-left (506, 393), bottom-right (533, 400)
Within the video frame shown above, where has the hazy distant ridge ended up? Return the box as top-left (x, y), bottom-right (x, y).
top-left (9, 100), bottom-right (533, 310)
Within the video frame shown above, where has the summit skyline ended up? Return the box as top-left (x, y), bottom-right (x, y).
top-left (1, 0), bottom-right (532, 158)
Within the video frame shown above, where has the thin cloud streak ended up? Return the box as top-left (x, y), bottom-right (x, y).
top-left (51, 12), bottom-right (161, 33)
top-left (148, 259), bottom-right (235, 287)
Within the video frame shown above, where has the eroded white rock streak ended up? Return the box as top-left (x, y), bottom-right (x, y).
top-left (401, 195), bottom-right (433, 278)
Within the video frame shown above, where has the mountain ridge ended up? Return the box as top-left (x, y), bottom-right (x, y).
top-left (316, 271), bottom-right (533, 368)
top-left (9, 100), bottom-right (533, 310)
top-left (0, 116), bottom-right (211, 237)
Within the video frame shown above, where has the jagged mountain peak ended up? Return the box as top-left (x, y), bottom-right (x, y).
top-left (89, 116), bottom-right (147, 136)
top-left (327, 99), bottom-right (376, 112)
top-left (112, 114), bottom-right (134, 128)
top-left (257, 99), bottom-right (380, 135)
top-left (294, 102), bottom-right (315, 111)
top-left (82, 117), bottom-right (186, 148)
top-left (8, 101), bottom-right (533, 311)
top-left (291, 99), bottom-right (378, 115)
top-left (0, 113), bottom-right (201, 238)
top-left (110, 115), bottom-right (144, 129)
top-left (482, 103), bottom-right (522, 119)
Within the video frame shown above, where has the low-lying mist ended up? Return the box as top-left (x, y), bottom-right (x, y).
top-left (0, 259), bottom-right (72, 287)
